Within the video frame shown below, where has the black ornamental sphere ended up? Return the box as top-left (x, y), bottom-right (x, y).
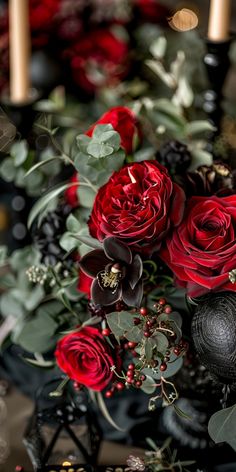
top-left (30, 51), bottom-right (61, 93)
top-left (191, 292), bottom-right (236, 384)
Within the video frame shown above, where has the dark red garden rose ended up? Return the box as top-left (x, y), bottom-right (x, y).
top-left (86, 106), bottom-right (140, 155)
top-left (65, 173), bottom-right (79, 208)
top-left (29, 0), bottom-right (60, 31)
top-left (66, 29), bottom-right (128, 94)
top-left (161, 195), bottom-right (236, 297)
top-left (134, 0), bottom-right (169, 24)
top-left (55, 326), bottom-right (115, 391)
top-left (89, 161), bottom-right (185, 255)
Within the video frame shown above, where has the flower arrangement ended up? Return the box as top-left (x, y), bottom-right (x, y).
top-left (1, 5), bottom-right (236, 466)
top-left (1, 90), bottom-right (236, 462)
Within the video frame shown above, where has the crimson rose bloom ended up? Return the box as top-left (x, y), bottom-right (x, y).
top-left (55, 327), bottom-right (114, 391)
top-left (65, 173), bottom-right (79, 208)
top-left (77, 269), bottom-right (92, 298)
top-left (89, 161), bottom-right (185, 255)
top-left (161, 195), bottom-right (236, 297)
top-left (66, 29), bottom-right (128, 94)
top-left (86, 106), bottom-right (140, 155)
top-left (134, 0), bottom-right (169, 23)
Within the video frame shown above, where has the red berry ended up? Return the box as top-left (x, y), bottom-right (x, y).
top-left (134, 317), bottom-right (141, 325)
top-left (116, 382), bottom-right (125, 391)
top-left (124, 343), bottom-right (129, 350)
top-left (127, 370), bottom-right (134, 378)
top-left (102, 328), bottom-right (111, 336)
top-left (160, 362), bottom-right (167, 371)
top-left (128, 341), bottom-right (138, 348)
top-left (128, 363), bottom-right (135, 370)
top-left (141, 374), bottom-right (146, 381)
top-left (105, 390), bottom-right (113, 398)
top-left (159, 298), bottom-right (166, 305)
top-left (126, 377), bottom-right (134, 384)
top-left (174, 347), bottom-right (181, 356)
top-left (15, 467), bottom-right (24, 472)
top-left (164, 305), bottom-right (172, 314)
top-left (131, 350), bottom-right (138, 357)
top-left (135, 380), bottom-right (142, 387)
top-left (140, 307), bottom-right (148, 316)
top-left (73, 381), bottom-right (80, 390)
top-left (144, 331), bottom-right (151, 337)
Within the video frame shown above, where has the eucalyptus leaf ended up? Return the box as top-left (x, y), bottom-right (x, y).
top-left (0, 246), bottom-right (8, 264)
top-left (23, 357), bottom-right (55, 368)
top-left (24, 156), bottom-right (60, 177)
top-left (92, 124), bottom-right (114, 138)
top-left (72, 234), bottom-right (103, 249)
top-left (60, 232), bottom-right (78, 252)
top-left (78, 185), bottom-right (96, 208)
top-left (141, 375), bottom-right (156, 394)
top-left (87, 142), bottom-right (114, 158)
top-left (150, 36), bottom-right (167, 59)
top-left (0, 157), bottom-right (17, 181)
top-left (185, 120), bottom-right (216, 136)
top-left (66, 214), bottom-right (81, 233)
top-left (28, 181), bottom-right (78, 228)
top-left (208, 404), bottom-right (236, 451)
top-left (152, 331), bottom-right (169, 354)
top-left (0, 292), bottom-right (25, 318)
top-left (189, 148), bottom-right (213, 170)
top-left (106, 311), bottom-right (134, 338)
top-left (10, 140), bottom-right (28, 166)
top-left (13, 312), bottom-right (58, 353)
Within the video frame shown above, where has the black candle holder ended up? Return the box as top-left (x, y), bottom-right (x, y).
top-left (203, 38), bottom-right (232, 141)
top-left (0, 88), bottom-right (41, 140)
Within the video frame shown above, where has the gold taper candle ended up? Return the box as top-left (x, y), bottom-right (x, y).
top-left (9, 0), bottom-right (31, 103)
top-left (208, 0), bottom-right (231, 41)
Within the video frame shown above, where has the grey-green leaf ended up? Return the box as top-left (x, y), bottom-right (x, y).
top-left (208, 404), bottom-right (236, 451)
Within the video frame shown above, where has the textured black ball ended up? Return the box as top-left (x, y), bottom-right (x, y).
top-left (158, 140), bottom-right (192, 174)
top-left (30, 51), bottom-right (61, 92)
top-left (191, 292), bottom-right (236, 383)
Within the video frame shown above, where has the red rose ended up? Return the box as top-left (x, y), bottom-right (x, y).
top-left (161, 195), bottom-right (236, 297)
top-left (134, 0), bottom-right (169, 23)
top-left (77, 269), bottom-right (92, 298)
top-left (86, 106), bottom-right (141, 155)
top-left (89, 161), bottom-right (185, 255)
top-left (29, 0), bottom-right (59, 31)
top-left (65, 173), bottom-right (79, 208)
top-left (55, 327), bottom-right (114, 391)
top-left (66, 29), bottom-right (128, 93)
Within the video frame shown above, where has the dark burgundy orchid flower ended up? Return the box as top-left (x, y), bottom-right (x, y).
top-left (79, 237), bottom-right (143, 307)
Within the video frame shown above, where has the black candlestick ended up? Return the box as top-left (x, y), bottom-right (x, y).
top-left (0, 88), bottom-right (40, 140)
top-left (203, 38), bottom-right (232, 142)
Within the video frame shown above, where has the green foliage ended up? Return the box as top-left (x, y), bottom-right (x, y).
top-left (0, 139), bottom-right (62, 196)
top-left (12, 309), bottom-right (58, 353)
top-left (74, 124), bottom-right (125, 206)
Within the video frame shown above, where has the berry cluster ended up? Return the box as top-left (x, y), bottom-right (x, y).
top-left (101, 299), bottom-right (188, 399)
